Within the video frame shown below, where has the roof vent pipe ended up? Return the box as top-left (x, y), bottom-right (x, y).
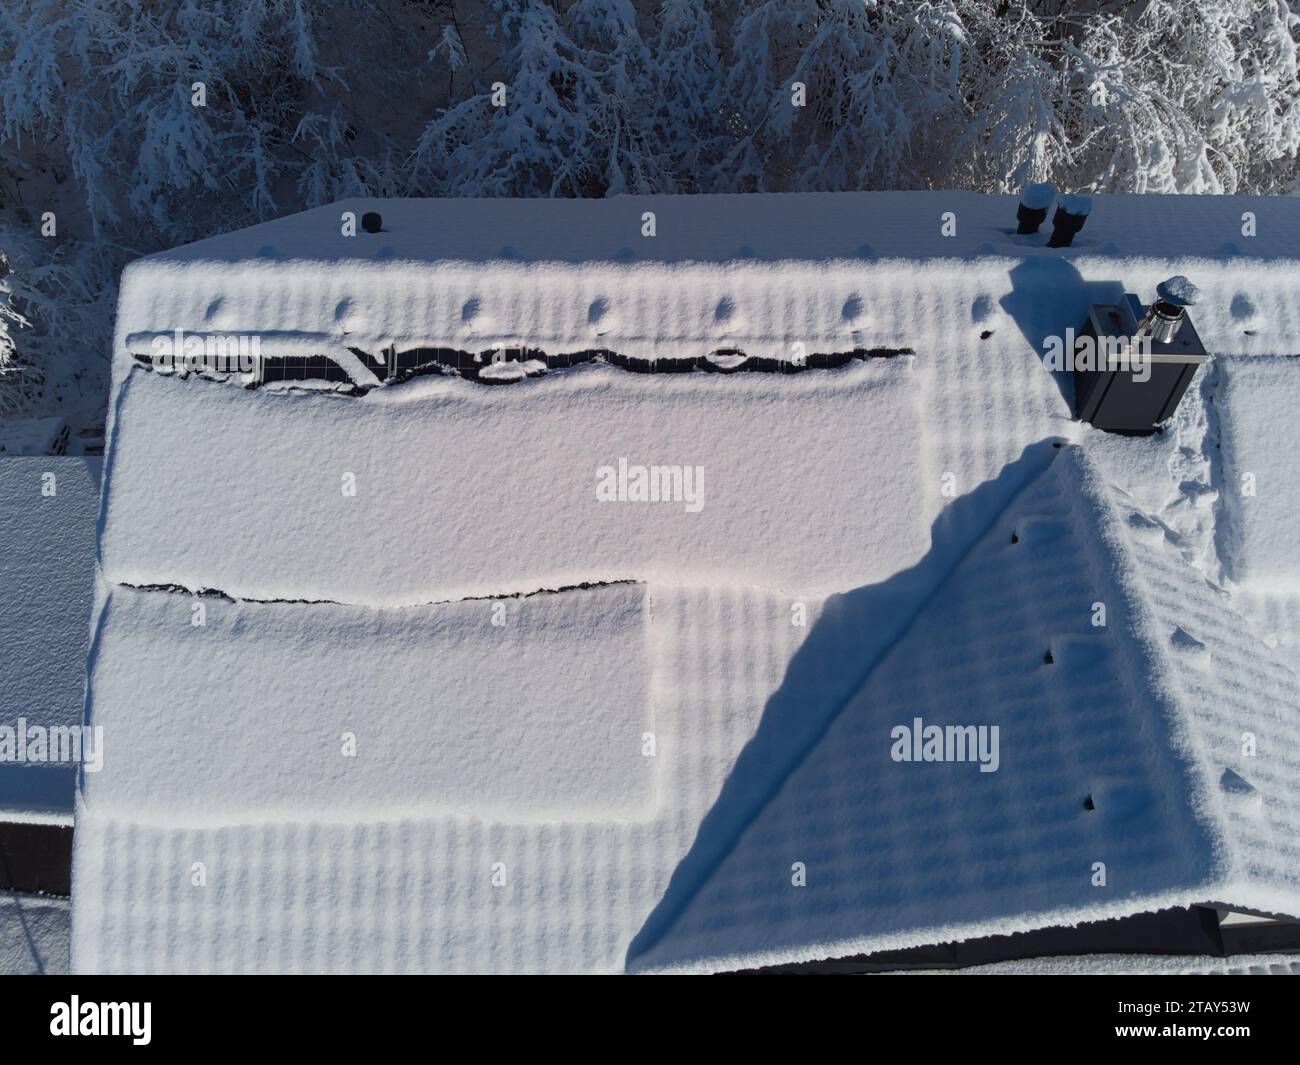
top-left (1047, 194), bottom-right (1092, 248)
top-left (361, 211), bottom-right (383, 233)
top-left (1016, 183), bottom-right (1056, 234)
top-left (1138, 276), bottom-right (1200, 344)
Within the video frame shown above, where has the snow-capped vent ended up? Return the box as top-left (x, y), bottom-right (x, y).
top-left (1016, 183), bottom-right (1056, 234)
top-left (1140, 275), bottom-right (1200, 343)
top-left (1157, 275), bottom-right (1201, 308)
top-left (1048, 195), bottom-right (1093, 248)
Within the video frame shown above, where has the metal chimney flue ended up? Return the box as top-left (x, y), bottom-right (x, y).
top-left (1137, 276), bottom-right (1200, 344)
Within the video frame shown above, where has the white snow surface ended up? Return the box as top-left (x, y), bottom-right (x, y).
top-left (74, 447), bottom-right (1300, 973)
top-left (1059, 194), bottom-right (1094, 217)
top-left (1019, 183), bottom-right (1057, 211)
top-left (100, 359), bottom-right (930, 604)
top-left (627, 449), bottom-right (1300, 973)
top-left (1216, 357), bottom-right (1300, 590)
top-left (1157, 275), bottom-right (1200, 307)
top-left (84, 583), bottom-right (654, 823)
top-left (76, 192), bottom-right (1300, 973)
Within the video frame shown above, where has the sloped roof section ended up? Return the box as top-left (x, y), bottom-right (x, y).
top-left (73, 443), bottom-right (1300, 973)
top-left (628, 447), bottom-right (1300, 973)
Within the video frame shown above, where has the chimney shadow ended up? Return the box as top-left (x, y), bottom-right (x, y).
top-left (999, 258), bottom-right (1126, 414)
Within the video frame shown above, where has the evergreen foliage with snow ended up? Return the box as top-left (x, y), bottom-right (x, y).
top-left (0, 0), bottom-right (1296, 437)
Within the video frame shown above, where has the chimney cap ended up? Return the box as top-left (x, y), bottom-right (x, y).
top-left (1059, 193), bottom-right (1093, 217)
top-left (1157, 275), bottom-right (1200, 308)
top-left (1019, 183), bottom-right (1057, 211)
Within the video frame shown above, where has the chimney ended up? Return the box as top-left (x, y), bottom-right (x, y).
top-left (1073, 278), bottom-right (1209, 434)
top-left (361, 211), bottom-right (383, 234)
top-left (1016, 183), bottom-right (1056, 234)
top-left (1047, 194), bottom-right (1092, 248)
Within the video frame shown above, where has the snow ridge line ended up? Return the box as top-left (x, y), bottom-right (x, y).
top-left (105, 576), bottom-right (643, 611)
top-left (124, 344), bottom-right (915, 393)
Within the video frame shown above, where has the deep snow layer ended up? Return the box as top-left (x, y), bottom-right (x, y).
top-left (83, 583), bottom-right (654, 823)
top-left (1216, 357), bottom-right (1300, 590)
top-left (100, 359), bottom-right (930, 604)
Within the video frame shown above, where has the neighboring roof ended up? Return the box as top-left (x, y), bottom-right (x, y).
top-left (0, 458), bottom-right (101, 825)
top-left (76, 192), bottom-right (1300, 973)
top-left (0, 893), bottom-right (68, 976)
top-left (909, 953), bottom-right (1300, 976)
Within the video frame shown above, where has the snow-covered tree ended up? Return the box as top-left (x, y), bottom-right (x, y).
top-left (411, 2), bottom-right (594, 196)
top-left (652, 0), bottom-right (726, 192)
top-left (2, 0), bottom-right (1297, 437)
top-left (565, 0), bottom-right (673, 194)
top-left (412, 0), bottom-right (670, 196)
top-left (952, 0), bottom-right (1299, 195)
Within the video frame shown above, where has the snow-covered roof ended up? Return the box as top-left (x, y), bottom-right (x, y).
top-left (112, 192), bottom-right (1300, 369)
top-left (0, 458), bottom-right (100, 825)
top-left (77, 192), bottom-right (1300, 973)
